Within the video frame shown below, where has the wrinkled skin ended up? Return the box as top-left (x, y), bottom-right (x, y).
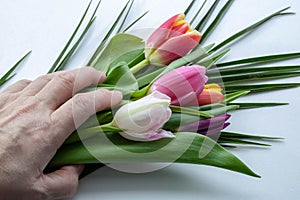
top-left (0, 67), bottom-right (122, 200)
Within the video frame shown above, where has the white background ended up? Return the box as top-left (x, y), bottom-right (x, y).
top-left (1, 0), bottom-right (300, 199)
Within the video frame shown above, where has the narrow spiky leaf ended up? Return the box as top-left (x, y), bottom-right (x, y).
top-left (210, 7), bottom-right (294, 52)
top-left (184, 0), bottom-right (197, 16)
top-left (229, 102), bottom-right (288, 109)
top-left (0, 51), bottom-right (31, 87)
top-left (190, 0), bottom-right (208, 25)
top-left (217, 52), bottom-right (300, 67)
top-left (195, 0), bottom-right (220, 32)
top-left (88, 0), bottom-right (133, 66)
top-left (117, 0), bottom-right (134, 32)
top-left (48, 0), bottom-right (93, 74)
top-left (123, 11), bottom-right (149, 32)
top-left (225, 83), bottom-right (300, 93)
top-left (201, 0), bottom-right (234, 43)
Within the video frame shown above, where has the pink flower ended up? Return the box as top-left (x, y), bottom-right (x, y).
top-left (113, 91), bottom-right (174, 142)
top-left (149, 65), bottom-right (208, 106)
top-left (145, 14), bottom-right (202, 66)
top-left (198, 84), bottom-right (225, 106)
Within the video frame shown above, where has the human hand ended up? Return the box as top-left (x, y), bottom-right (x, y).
top-left (0, 67), bottom-right (123, 200)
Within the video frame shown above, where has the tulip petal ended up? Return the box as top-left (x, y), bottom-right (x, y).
top-left (145, 14), bottom-right (185, 57)
top-left (159, 13), bottom-right (185, 30)
top-left (150, 66), bottom-right (208, 106)
top-left (149, 30), bottom-right (201, 66)
top-left (113, 91), bottom-right (173, 142)
top-left (198, 84), bottom-right (225, 106)
top-left (178, 114), bottom-right (231, 133)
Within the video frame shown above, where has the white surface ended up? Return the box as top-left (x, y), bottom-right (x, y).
top-left (1, 0), bottom-right (300, 199)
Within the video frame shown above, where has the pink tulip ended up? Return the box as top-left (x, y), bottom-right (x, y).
top-left (149, 65), bottom-right (208, 106)
top-left (113, 91), bottom-right (174, 142)
top-left (198, 84), bottom-right (225, 106)
top-left (145, 13), bottom-right (202, 66)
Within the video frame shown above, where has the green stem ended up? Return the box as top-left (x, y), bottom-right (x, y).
top-left (130, 58), bottom-right (150, 74)
top-left (65, 123), bottom-right (121, 144)
top-left (170, 106), bottom-right (213, 118)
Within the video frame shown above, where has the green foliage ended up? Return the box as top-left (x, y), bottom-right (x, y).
top-left (91, 33), bottom-right (144, 73)
top-left (49, 132), bottom-right (260, 177)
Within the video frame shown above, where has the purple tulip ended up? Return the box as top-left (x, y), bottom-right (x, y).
top-left (178, 114), bottom-right (231, 135)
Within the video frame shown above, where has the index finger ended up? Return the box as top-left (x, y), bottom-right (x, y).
top-left (36, 67), bottom-right (106, 110)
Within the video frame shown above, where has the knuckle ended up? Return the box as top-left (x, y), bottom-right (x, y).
top-left (55, 71), bottom-right (75, 90)
top-left (72, 93), bottom-right (92, 112)
top-left (82, 66), bottom-right (106, 80)
top-left (36, 75), bottom-right (52, 83)
top-left (83, 66), bottom-right (97, 73)
top-left (97, 89), bottom-right (113, 107)
top-left (18, 79), bottom-right (32, 86)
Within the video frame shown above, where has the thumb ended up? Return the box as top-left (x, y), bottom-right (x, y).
top-left (40, 165), bottom-right (84, 199)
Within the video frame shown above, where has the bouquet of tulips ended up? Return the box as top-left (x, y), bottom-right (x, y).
top-left (2, 0), bottom-right (300, 178)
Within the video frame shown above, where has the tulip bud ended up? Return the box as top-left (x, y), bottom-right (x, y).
top-left (178, 114), bottom-right (231, 135)
top-left (113, 91), bottom-right (174, 142)
top-left (149, 65), bottom-right (208, 106)
top-left (198, 84), bottom-right (225, 106)
top-left (145, 14), bottom-right (202, 66)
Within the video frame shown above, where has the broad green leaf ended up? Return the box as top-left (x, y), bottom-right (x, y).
top-left (49, 132), bottom-right (260, 177)
top-left (91, 33), bottom-right (145, 73)
top-left (137, 68), bottom-right (164, 88)
top-left (0, 51), bottom-right (31, 87)
top-left (80, 163), bottom-right (105, 179)
top-left (65, 124), bottom-right (122, 144)
top-left (105, 62), bottom-right (138, 92)
top-left (128, 52), bottom-right (145, 68)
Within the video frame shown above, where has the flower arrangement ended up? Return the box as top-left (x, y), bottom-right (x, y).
top-left (2, 0), bottom-right (300, 179)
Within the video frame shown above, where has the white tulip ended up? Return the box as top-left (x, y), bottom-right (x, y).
top-left (113, 91), bottom-right (174, 141)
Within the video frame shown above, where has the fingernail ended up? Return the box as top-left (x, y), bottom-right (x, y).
top-left (111, 90), bottom-right (123, 105)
